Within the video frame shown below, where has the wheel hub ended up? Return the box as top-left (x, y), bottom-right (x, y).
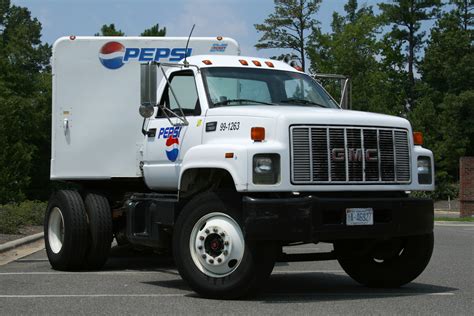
top-left (48, 207), bottom-right (65, 254)
top-left (190, 212), bottom-right (245, 277)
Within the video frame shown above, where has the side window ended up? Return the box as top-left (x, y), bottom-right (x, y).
top-left (159, 71), bottom-right (200, 116)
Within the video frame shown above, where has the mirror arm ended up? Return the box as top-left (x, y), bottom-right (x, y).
top-left (158, 65), bottom-right (189, 126)
top-left (141, 117), bottom-right (148, 136)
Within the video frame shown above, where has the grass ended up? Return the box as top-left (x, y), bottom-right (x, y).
top-left (0, 201), bottom-right (46, 234)
top-left (435, 216), bottom-right (474, 222)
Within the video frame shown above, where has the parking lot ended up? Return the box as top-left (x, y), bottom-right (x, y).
top-left (0, 223), bottom-right (472, 315)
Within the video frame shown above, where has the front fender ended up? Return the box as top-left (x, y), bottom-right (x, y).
top-left (179, 144), bottom-right (248, 191)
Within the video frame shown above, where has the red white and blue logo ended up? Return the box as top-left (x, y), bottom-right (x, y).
top-left (98, 41), bottom-right (193, 70)
top-left (99, 42), bottom-right (126, 70)
top-left (166, 136), bottom-right (180, 162)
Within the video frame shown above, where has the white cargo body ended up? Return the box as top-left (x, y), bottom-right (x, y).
top-left (51, 36), bottom-right (240, 180)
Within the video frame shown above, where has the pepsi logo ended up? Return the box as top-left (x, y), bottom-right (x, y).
top-left (99, 42), bottom-right (126, 70)
top-left (166, 136), bottom-right (180, 162)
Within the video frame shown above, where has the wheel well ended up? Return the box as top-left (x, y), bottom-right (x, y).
top-left (179, 168), bottom-right (236, 199)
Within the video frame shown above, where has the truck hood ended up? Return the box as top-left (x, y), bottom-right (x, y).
top-left (206, 105), bottom-right (411, 129)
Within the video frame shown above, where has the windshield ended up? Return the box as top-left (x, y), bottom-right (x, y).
top-left (201, 67), bottom-right (339, 109)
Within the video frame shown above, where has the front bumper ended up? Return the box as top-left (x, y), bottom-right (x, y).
top-left (242, 195), bottom-right (433, 242)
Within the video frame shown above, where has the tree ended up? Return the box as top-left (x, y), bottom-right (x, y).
top-left (254, 0), bottom-right (322, 71)
top-left (0, 1), bottom-right (51, 203)
top-left (141, 23), bottom-right (166, 37)
top-left (308, 1), bottom-right (400, 114)
top-left (379, 0), bottom-right (441, 109)
top-left (410, 0), bottom-right (474, 187)
top-left (94, 23), bottom-right (124, 36)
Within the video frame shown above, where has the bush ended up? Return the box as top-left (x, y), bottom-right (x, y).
top-left (0, 200), bottom-right (46, 234)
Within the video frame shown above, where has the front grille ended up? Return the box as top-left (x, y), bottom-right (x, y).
top-left (290, 126), bottom-right (411, 184)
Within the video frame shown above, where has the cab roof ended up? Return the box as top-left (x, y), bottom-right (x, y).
top-left (184, 55), bottom-right (302, 73)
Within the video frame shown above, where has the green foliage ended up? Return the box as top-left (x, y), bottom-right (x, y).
top-left (141, 23), bottom-right (166, 37)
top-left (0, 0), bottom-right (52, 204)
top-left (255, 0), bottom-right (322, 71)
top-left (94, 23), bottom-right (125, 36)
top-left (379, 0), bottom-right (442, 109)
top-left (0, 200), bottom-right (46, 234)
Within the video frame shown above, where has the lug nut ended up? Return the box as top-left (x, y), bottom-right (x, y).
top-left (217, 258), bottom-right (222, 263)
top-left (223, 250), bottom-right (228, 256)
top-left (224, 241), bottom-right (229, 246)
top-left (202, 254), bottom-right (206, 259)
top-left (209, 259), bottom-right (214, 264)
top-left (198, 245), bottom-right (203, 250)
top-left (213, 228), bottom-right (218, 233)
top-left (205, 229), bottom-right (210, 234)
top-left (199, 236), bottom-right (204, 241)
top-left (220, 232), bottom-right (225, 237)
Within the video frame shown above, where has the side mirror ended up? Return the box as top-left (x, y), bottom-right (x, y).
top-left (140, 63), bottom-right (157, 118)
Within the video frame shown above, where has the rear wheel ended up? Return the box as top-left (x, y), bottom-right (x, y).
top-left (173, 192), bottom-right (277, 299)
top-left (82, 192), bottom-right (113, 270)
top-left (335, 233), bottom-right (434, 288)
top-left (44, 190), bottom-right (89, 271)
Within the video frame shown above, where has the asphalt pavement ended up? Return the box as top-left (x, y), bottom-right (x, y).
top-left (0, 223), bottom-right (473, 315)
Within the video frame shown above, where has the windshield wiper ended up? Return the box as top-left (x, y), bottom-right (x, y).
top-left (280, 98), bottom-right (327, 108)
top-left (213, 99), bottom-right (274, 107)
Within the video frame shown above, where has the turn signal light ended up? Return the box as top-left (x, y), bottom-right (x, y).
top-left (239, 59), bottom-right (248, 66)
top-left (202, 60), bottom-right (212, 65)
top-left (251, 127), bottom-right (265, 142)
top-left (413, 132), bottom-right (423, 145)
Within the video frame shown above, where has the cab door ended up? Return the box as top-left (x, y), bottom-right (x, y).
top-left (143, 69), bottom-right (204, 190)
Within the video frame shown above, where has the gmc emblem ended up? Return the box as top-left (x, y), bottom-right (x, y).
top-left (331, 148), bottom-right (378, 162)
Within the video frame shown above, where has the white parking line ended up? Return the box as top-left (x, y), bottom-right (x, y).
top-left (0, 270), bottom-right (179, 276)
top-left (273, 270), bottom-right (345, 274)
top-left (0, 292), bottom-right (454, 299)
top-left (0, 294), bottom-right (186, 298)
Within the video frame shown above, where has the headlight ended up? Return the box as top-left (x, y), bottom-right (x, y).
top-left (253, 154), bottom-right (280, 184)
top-left (417, 156), bottom-right (432, 184)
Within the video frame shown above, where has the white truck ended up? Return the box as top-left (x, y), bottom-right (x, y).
top-left (45, 36), bottom-right (435, 299)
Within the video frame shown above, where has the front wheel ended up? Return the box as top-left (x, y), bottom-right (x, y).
top-left (173, 192), bottom-right (277, 299)
top-left (335, 233), bottom-right (434, 288)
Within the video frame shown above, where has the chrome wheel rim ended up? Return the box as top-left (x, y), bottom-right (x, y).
top-left (189, 212), bottom-right (245, 278)
top-left (48, 207), bottom-right (65, 254)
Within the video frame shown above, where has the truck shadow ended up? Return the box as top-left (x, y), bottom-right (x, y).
top-left (105, 247), bottom-right (456, 302)
top-left (257, 272), bottom-right (457, 303)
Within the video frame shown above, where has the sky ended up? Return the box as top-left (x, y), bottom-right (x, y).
top-left (12, 0), bottom-right (385, 59)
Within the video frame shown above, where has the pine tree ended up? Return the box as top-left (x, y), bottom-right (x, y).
top-left (254, 0), bottom-right (322, 71)
top-left (141, 23), bottom-right (166, 37)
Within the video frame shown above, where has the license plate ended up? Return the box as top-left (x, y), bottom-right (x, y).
top-left (346, 208), bottom-right (374, 226)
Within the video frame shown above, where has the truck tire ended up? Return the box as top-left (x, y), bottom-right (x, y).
top-left (335, 233), bottom-right (434, 288)
top-left (44, 190), bottom-right (89, 271)
top-left (173, 192), bottom-right (277, 299)
top-left (82, 192), bottom-right (113, 270)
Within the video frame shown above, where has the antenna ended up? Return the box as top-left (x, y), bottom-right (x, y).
top-left (183, 24), bottom-right (195, 68)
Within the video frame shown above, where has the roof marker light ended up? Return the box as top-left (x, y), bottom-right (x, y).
top-left (252, 60), bottom-right (262, 66)
top-left (217, 36), bottom-right (223, 41)
top-left (239, 59), bottom-right (248, 66)
top-left (293, 65), bottom-right (303, 71)
top-left (202, 60), bottom-right (212, 65)
top-left (265, 61), bottom-right (274, 68)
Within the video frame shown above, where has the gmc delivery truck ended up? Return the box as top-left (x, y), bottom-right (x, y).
top-left (45, 36), bottom-right (435, 299)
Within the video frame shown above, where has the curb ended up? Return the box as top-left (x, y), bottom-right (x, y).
top-left (0, 232), bottom-right (44, 254)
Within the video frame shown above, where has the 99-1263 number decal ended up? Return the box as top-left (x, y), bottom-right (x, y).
top-left (220, 122), bottom-right (240, 131)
